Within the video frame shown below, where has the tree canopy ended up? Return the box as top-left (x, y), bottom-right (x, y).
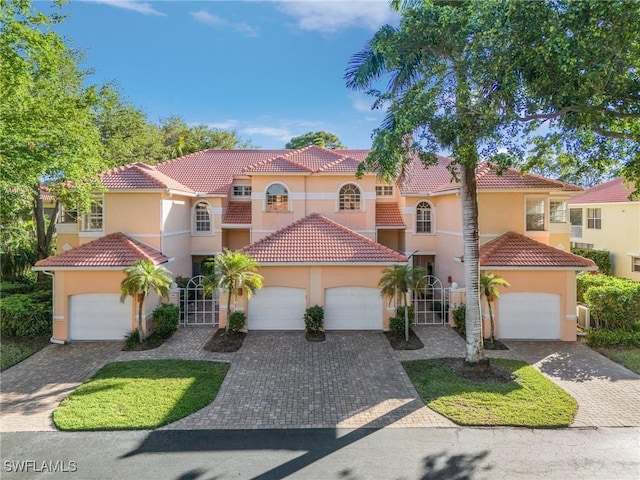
top-left (285, 131), bottom-right (345, 150)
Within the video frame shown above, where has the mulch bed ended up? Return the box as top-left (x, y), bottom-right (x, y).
top-left (385, 329), bottom-right (424, 350)
top-left (483, 339), bottom-right (509, 351)
top-left (306, 331), bottom-right (326, 342)
top-left (203, 329), bottom-right (246, 352)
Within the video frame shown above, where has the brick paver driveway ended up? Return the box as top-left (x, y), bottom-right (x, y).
top-left (2, 325), bottom-right (639, 431)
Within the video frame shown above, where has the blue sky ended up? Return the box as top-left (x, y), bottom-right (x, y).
top-left (47, 1), bottom-right (401, 149)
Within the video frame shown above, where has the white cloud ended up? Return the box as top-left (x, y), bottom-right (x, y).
top-left (207, 120), bottom-right (239, 130)
top-left (240, 126), bottom-right (294, 142)
top-left (81, 0), bottom-right (167, 16)
top-left (190, 10), bottom-right (225, 27)
top-left (190, 10), bottom-right (259, 37)
top-left (276, 1), bottom-right (399, 34)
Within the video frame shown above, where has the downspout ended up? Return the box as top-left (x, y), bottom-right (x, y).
top-left (41, 271), bottom-right (64, 344)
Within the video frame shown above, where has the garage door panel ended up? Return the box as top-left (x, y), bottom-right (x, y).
top-left (70, 294), bottom-right (132, 340)
top-left (325, 287), bottom-right (382, 330)
top-left (248, 287), bottom-right (306, 330)
top-left (499, 293), bottom-right (560, 340)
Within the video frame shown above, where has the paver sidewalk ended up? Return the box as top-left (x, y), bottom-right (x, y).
top-left (2, 325), bottom-right (639, 432)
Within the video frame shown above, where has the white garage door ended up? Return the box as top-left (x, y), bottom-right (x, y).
top-left (69, 293), bottom-right (132, 340)
top-left (498, 293), bottom-right (561, 340)
top-left (248, 287), bottom-right (307, 330)
top-left (325, 287), bottom-right (382, 330)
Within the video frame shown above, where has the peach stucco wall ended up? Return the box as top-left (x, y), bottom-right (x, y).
top-left (483, 269), bottom-right (577, 341)
top-left (221, 264), bottom-right (395, 330)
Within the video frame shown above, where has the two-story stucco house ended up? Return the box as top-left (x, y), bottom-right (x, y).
top-left (568, 178), bottom-right (639, 280)
top-left (34, 146), bottom-right (595, 343)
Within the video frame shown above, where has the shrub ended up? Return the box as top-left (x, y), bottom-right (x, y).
top-left (584, 282), bottom-right (640, 331)
top-left (152, 303), bottom-right (180, 339)
top-left (228, 311), bottom-right (246, 333)
top-left (586, 329), bottom-right (640, 349)
top-left (576, 273), bottom-right (619, 303)
top-left (452, 305), bottom-right (466, 336)
top-left (303, 305), bottom-right (324, 333)
top-left (0, 292), bottom-right (52, 337)
top-left (1, 280), bottom-right (37, 295)
top-left (396, 304), bottom-right (415, 320)
top-left (389, 315), bottom-right (412, 336)
top-left (571, 248), bottom-right (612, 275)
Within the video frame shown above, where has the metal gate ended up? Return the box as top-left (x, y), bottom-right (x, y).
top-left (181, 275), bottom-right (218, 325)
top-left (413, 275), bottom-right (446, 325)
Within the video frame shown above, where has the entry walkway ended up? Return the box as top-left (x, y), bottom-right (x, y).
top-left (1, 326), bottom-right (639, 431)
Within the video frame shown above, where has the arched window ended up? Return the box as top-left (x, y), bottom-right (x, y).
top-left (416, 201), bottom-right (432, 233)
top-left (339, 184), bottom-right (361, 211)
top-left (194, 202), bottom-right (212, 233)
top-left (266, 184), bottom-right (289, 211)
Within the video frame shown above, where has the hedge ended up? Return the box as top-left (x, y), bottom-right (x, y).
top-left (152, 303), bottom-right (180, 338)
top-left (586, 329), bottom-right (640, 349)
top-left (571, 248), bottom-right (612, 275)
top-left (0, 292), bottom-right (52, 337)
top-left (584, 282), bottom-right (640, 331)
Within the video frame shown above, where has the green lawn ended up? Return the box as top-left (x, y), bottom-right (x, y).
top-left (597, 347), bottom-right (640, 374)
top-left (53, 359), bottom-right (229, 430)
top-left (1, 337), bottom-right (49, 371)
top-left (404, 358), bottom-right (577, 427)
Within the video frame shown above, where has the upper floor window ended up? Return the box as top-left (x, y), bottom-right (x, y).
top-left (194, 202), bottom-right (212, 233)
top-left (632, 257), bottom-right (640, 273)
top-left (416, 201), bottom-right (433, 233)
top-left (339, 184), bottom-right (361, 211)
top-left (59, 207), bottom-right (78, 224)
top-left (570, 208), bottom-right (583, 238)
top-left (233, 185), bottom-right (252, 197)
top-left (266, 184), bottom-right (289, 211)
top-left (526, 198), bottom-right (545, 231)
top-left (81, 199), bottom-right (103, 232)
top-left (375, 185), bottom-right (394, 196)
top-left (587, 208), bottom-right (601, 229)
top-left (550, 200), bottom-right (567, 223)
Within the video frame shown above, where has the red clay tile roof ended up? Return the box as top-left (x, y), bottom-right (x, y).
top-left (568, 178), bottom-right (636, 204)
top-left (34, 232), bottom-right (169, 269)
top-left (242, 146), bottom-right (365, 174)
top-left (400, 157), bottom-right (582, 194)
top-left (223, 202), bottom-right (252, 224)
top-left (156, 150), bottom-right (288, 194)
top-left (479, 231), bottom-right (596, 269)
top-left (376, 203), bottom-right (405, 227)
top-left (100, 163), bottom-right (193, 193)
top-left (240, 213), bottom-right (407, 263)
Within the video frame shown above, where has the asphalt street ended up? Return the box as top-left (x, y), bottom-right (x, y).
top-left (1, 427), bottom-right (639, 480)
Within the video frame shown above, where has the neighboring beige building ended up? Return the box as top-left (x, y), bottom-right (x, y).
top-left (568, 178), bottom-right (640, 280)
top-left (35, 146), bottom-right (595, 342)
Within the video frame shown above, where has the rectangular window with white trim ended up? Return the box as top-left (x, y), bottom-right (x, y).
top-left (233, 185), bottom-right (252, 197)
top-left (587, 208), bottom-right (601, 229)
top-left (550, 200), bottom-right (567, 223)
top-left (375, 185), bottom-right (393, 196)
top-left (81, 199), bottom-right (103, 232)
top-left (526, 198), bottom-right (545, 231)
top-left (632, 257), bottom-right (640, 273)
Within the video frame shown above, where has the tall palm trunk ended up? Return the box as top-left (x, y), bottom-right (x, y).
top-left (137, 292), bottom-right (146, 342)
top-left (487, 296), bottom-right (496, 344)
top-left (461, 164), bottom-right (486, 365)
top-left (225, 280), bottom-right (234, 335)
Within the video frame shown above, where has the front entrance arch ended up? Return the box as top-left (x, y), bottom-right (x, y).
top-left (413, 275), bottom-right (445, 325)
top-left (181, 275), bottom-right (218, 325)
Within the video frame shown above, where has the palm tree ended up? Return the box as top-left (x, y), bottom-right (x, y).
top-left (120, 259), bottom-right (173, 342)
top-left (379, 264), bottom-right (426, 341)
top-left (345, 0), bottom-right (509, 368)
top-left (203, 249), bottom-right (263, 334)
top-left (480, 272), bottom-right (510, 345)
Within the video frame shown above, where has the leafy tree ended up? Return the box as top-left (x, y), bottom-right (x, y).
top-left (1, 0), bottom-right (105, 261)
top-left (285, 131), bottom-right (345, 150)
top-left (94, 85), bottom-right (165, 167)
top-left (160, 116), bottom-right (254, 158)
top-left (203, 250), bottom-right (263, 335)
top-left (378, 265), bottom-right (426, 341)
top-left (473, 0), bottom-right (640, 192)
top-left (346, 0), bottom-right (518, 367)
top-left (120, 260), bottom-right (173, 342)
top-left (479, 272), bottom-right (509, 344)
